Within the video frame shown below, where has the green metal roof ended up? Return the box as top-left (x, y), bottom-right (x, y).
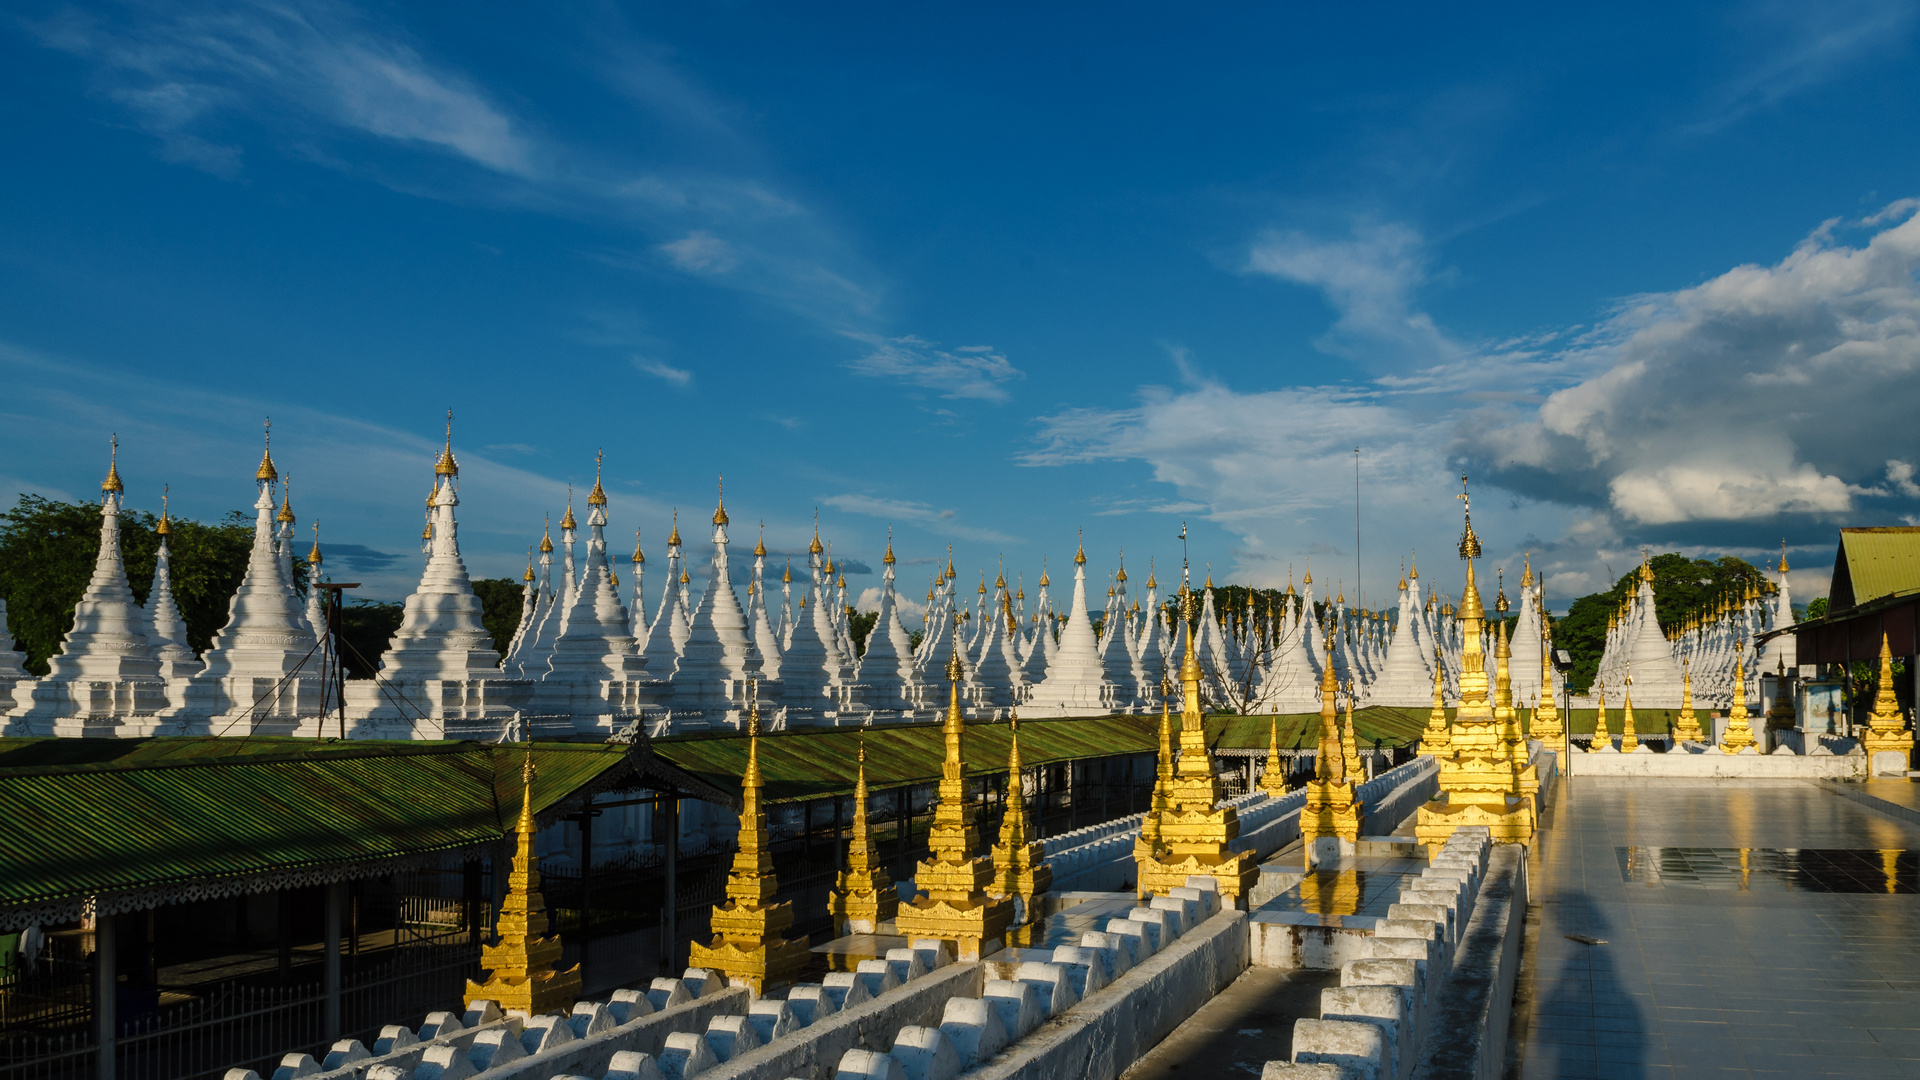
top-left (650, 708), bottom-right (1427, 803)
top-left (1833, 527), bottom-right (1920, 609)
top-left (0, 737), bottom-right (669, 922)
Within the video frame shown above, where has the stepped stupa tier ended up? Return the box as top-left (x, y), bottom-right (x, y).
top-left (525, 457), bottom-right (649, 730)
top-left (509, 524), bottom-right (558, 677)
top-left (1508, 559), bottom-right (1544, 706)
top-left (748, 532), bottom-right (786, 682)
top-left (352, 424), bottom-right (532, 736)
top-left (775, 526), bottom-right (855, 725)
top-left (147, 495), bottom-right (205, 684)
top-left (164, 430), bottom-right (322, 735)
top-left (1025, 544), bottom-right (1123, 716)
top-left (665, 482), bottom-right (775, 729)
top-left (13, 442), bottom-right (168, 734)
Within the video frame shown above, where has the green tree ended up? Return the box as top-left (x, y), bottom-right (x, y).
top-left (1553, 552), bottom-right (1769, 693)
top-left (0, 495), bottom-right (256, 674)
top-left (338, 600), bottom-right (405, 679)
top-left (1805, 597), bottom-right (1829, 620)
top-left (848, 609), bottom-right (879, 657)
top-left (470, 577), bottom-right (527, 659)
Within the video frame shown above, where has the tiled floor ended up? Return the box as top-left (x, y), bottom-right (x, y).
top-left (1514, 777), bottom-right (1920, 1079)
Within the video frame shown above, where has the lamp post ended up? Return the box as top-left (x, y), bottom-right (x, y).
top-left (1554, 648), bottom-right (1576, 781)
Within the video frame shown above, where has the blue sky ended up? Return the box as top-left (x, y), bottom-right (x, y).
top-left (6, 2), bottom-right (1920, 613)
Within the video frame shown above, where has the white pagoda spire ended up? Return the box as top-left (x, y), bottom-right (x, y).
top-left (529, 453), bottom-right (648, 725)
top-left (855, 529), bottom-right (921, 715)
top-left (778, 521), bottom-right (848, 722)
top-left (749, 526), bottom-right (785, 681)
top-left (16, 439), bottom-right (167, 732)
top-left (511, 520), bottom-right (560, 677)
top-left (637, 512), bottom-right (687, 679)
top-left (1026, 540), bottom-right (1122, 716)
top-left (629, 529), bottom-right (648, 640)
top-left (174, 423), bottom-right (322, 733)
top-left (357, 416), bottom-right (531, 734)
top-left (668, 477), bottom-right (767, 726)
top-left (505, 547), bottom-right (538, 662)
top-left (147, 488), bottom-right (205, 683)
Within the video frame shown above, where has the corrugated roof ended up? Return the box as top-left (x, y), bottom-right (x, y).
top-left (1834, 527), bottom-right (1920, 609)
top-left (0, 738), bottom-right (643, 916)
top-left (650, 709), bottom-right (1427, 803)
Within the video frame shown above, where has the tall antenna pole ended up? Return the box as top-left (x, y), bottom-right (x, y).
top-left (1353, 447), bottom-right (1361, 610)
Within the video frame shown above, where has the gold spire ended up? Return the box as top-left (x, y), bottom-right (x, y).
top-left (256, 419), bottom-right (277, 482)
top-left (1619, 679), bottom-right (1639, 753)
top-left (755, 522), bottom-right (767, 558)
top-left (156, 484), bottom-right (171, 535)
top-left (1074, 543), bottom-right (1086, 566)
top-left (587, 451), bottom-right (608, 506)
top-left (1721, 646), bottom-right (1756, 753)
top-left (832, 734), bottom-right (898, 934)
top-left (102, 436), bottom-right (124, 495)
top-left (308, 522), bottom-right (323, 566)
top-left (689, 682), bottom-right (809, 992)
top-left (1300, 637), bottom-right (1360, 864)
top-left (883, 527), bottom-right (895, 565)
top-left (539, 517), bottom-right (554, 553)
top-left (1779, 540), bottom-right (1790, 575)
top-left (1532, 626), bottom-right (1563, 741)
top-left (277, 477), bottom-right (295, 524)
top-left (668, 509), bottom-right (681, 547)
top-left (1673, 658), bottom-right (1702, 741)
top-left (464, 748), bottom-right (581, 1012)
top-left (992, 709), bottom-right (1052, 936)
top-left (632, 528), bottom-right (644, 564)
top-left (1456, 474), bottom-right (1482, 559)
top-left (560, 487), bottom-right (577, 531)
top-left (1862, 632), bottom-right (1915, 767)
top-left (1303, 557), bottom-right (1312, 586)
top-left (434, 409), bottom-right (458, 477)
top-left (523, 548), bottom-right (535, 583)
top-left (680, 568), bottom-right (690, 585)
top-left (1591, 688), bottom-right (1610, 749)
top-left (1135, 677), bottom-right (1175, 869)
top-left (783, 559), bottom-right (792, 584)
top-left (1342, 677), bottom-right (1363, 781)
top-left (894, 636), bottom-right (1015, 960)
top-left (1521, 555), bottom-right (1533, 588)
top-left (1408, 552), bottom-right (1418, 579)
top-left (711, 474), bottom-right (727, 525)
top-left (808, 515), bottom-right (823, 554)
top-left (1260, 714), bottom-right (1287, 797)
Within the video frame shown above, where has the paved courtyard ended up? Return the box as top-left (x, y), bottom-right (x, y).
top-left (1513, 776), bottom-right (1920, 1079)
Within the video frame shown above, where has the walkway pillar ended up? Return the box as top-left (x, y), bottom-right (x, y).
top-left (92, 910), bottom-right (114, 1080)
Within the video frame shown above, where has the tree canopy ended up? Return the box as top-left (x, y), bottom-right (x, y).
top-left (1553, 553), bottom-right (1769, 693)
top-left (0, 494), bottom-right (262, 674)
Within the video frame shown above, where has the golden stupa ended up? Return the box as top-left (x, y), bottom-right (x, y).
top-left (1134, 581), bottom-right (1260, 904)
top-left (991, 710), bottom-right (1053, 945)
top-left (1414, 477), bottom-right (1537, 852)
top-left (687, 686), bottom-right (811, 993)
top-left (1300, 640), bottom-right (1361, 867)
top-left (464, 751), bottom-right (583, 1013)
top-left (1862, 633), bottom-right (1915, 770)
top-left (830, 736), bottom-right (898, 935)
top-left (893, 649), bottom-right (1015, 960)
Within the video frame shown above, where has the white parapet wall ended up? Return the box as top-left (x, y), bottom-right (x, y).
top-left (1563, 745), bottom-right (1864, 779)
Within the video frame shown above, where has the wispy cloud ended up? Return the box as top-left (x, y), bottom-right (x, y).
top-left (1244, 220), bottom-right (1462, 367)
top-left (1685, 0), bottom-right (1919, 135)
top-left (658, 230), bottom-right (738, 274)
top-left (632, 356), bottom-right (693, 387)
top-left (844, 334), bottom-right (1023, 402)
top-left (821, 493), bottom-right (1020, 545)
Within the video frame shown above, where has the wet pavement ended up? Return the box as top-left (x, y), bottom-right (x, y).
top-left (1514, 777), bottom-right (1920, 1079)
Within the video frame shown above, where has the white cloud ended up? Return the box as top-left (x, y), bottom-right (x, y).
top-left (855, 586), bottom-right (927, 624)
top-left (844, 335), bottom-right (1023, 401)
top-left (1245, 221), bottom-right (1461, 366)
top-left (1466, 202), bottom-right (1920, 527)
top-left (658, 230), bottom-right (739, 275)
top-left (821, 493), bottom-right (1019, 545)
top-left (1686, 1), bottom-right (1919, 135)
top-left (29, 0), bottom-right (536, 178)
top-left (632, 357), bottom-right (692, 387)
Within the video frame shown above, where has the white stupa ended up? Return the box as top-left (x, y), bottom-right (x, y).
top-left (1025, 544), bottom-right (1123, 717)
top-left (636, 517), bottom-right (688, 681)
top-left (522, 459), bottom-right (650, 730)
top-left (774, 526), bottom-right (846, 725)
top-left (353, 424), bottom-right (532, 736)
top-left (1367, 570), bottom-right (1436, 707)
top-left (169, 429), bottom-right (322, 735)
top-left (0, 596), bottom-right (31, 713)
top-left (667, 482), bottom-right (770, 728)
top-left (13, 442), bottom-right (167, 734)
top-left (146, 492), bottom-right (205, 685)
top-left (854, 533), bottom-right (924, 717)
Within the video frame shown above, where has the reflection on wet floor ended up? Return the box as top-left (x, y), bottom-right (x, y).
top-left (1617, 846), bottom-right (1918, 893)
top-left (1256, 854), bottom-right (1428, 920)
